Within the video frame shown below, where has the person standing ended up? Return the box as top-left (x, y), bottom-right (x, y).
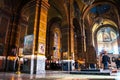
top-left (115, 56), bottom-right (120, 69)
top-left (74, 60), bottom-right (79, 70)
top-left (102, 51), bottom-right (110, 70)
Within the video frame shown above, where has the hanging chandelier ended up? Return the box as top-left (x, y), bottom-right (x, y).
top-left (82, 0), bottom-right (95, 5)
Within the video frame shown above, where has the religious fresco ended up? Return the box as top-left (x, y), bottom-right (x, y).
top-left (23, 35), bottom-right (34, 55)
top-left (38, 43), bottom-right (45, 54)
top-left (97, 27), bottom-right (118, 54)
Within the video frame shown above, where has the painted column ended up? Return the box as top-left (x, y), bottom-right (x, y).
top-left (33, 0), bottom-right (49, 74)
top-left (85, 29), bottom-right (97, 68)
top-left (80, 18), bottom-right (86, 59)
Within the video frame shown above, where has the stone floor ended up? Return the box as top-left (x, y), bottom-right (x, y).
top-left (0, 70), bottom-right (120, 80)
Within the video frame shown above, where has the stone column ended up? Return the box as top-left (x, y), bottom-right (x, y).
top-left (62, 0), bottom-right (75, 60)
top-left (80, 18), bottom-right (86, 59)
top-left (5, 11), bottom-right (20, 71)
top-left (61, 24), bottom-right (75, 60)
top-left (85, 29), bottom-right (97, 68)
top-left (60, 23), bottom-right (75, 71)
top-left (33, 0), bottom-right (49, 74)
top-left (58, 0), bottom-right (75, 71)
top-left (7, 12), bottom-right (20, 51)
top-left (61, 24), bottom-right (69, 59)
top-left (71, 26), bottom-right (75, 60)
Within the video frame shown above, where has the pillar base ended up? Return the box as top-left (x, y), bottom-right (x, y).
top-left (35, 55), bottom-right (46, 74)
top-left (61, 60), bottom-right (75, 71)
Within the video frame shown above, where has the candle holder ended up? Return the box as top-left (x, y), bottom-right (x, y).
top-left (16, 55), bottom-right (23, 74)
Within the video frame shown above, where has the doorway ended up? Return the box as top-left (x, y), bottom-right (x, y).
top-left (97, 27), bottom-right (118, 55)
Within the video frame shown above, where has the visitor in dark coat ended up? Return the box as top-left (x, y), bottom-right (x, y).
top-left (115, 56), bottom-right (120, 69)
top-left (102, 51), bottom-right (110, 70)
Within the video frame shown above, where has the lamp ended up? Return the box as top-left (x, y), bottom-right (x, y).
top-left (16, 54), bottom-right (23, 74)
top-left (82, 0), bottom-right (95, 5)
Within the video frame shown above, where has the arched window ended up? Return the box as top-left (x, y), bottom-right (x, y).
top-left (53, 32), bottom-right (59, 58)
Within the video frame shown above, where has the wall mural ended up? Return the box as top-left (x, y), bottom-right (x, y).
top-left (23, 34), bottom-right (34, 55)
top-left (97, 27), bottom-right (118, 54)
top-left (38, 43), bottom-right (45, 54)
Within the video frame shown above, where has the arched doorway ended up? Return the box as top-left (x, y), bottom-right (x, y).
top-left (52, 29), bottom-right (61, 61)
top-left (46, 23), bottom-right (61, 70)
top-left (97, 27), bottom-right (119, 55)
top-left (94, 25), bottom-right (120, 68)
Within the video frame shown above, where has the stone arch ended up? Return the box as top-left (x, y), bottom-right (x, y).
top-left (18, 1), bottom-right (36, 55)
top-left (82, 1), bottom-right (119, 30)
top-left (46, 17), bottom-right (62, 60)
top-left (94, 24), bottom-right (119, 54)
top-left (82, 1), bottom-right (119, 20)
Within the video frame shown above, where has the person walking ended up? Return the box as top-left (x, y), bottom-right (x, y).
top-left (102, 51), bottom-right (110, 70)
top-left (74, 60), bottom-right (79, 70)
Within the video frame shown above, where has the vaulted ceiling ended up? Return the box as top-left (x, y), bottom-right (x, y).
top-left (47, 0), bottom-right (120, 31)
top-left (2, 0), bottom-right (120, 32)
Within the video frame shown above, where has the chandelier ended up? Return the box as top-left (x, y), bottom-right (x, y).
top-left (82, 0), bottom-right (95, 5)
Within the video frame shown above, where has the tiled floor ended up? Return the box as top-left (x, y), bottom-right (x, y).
top-left (0, 71), bottom-right (120, 80)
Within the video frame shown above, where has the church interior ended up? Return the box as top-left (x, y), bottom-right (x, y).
top-left (0, 0), bottom-right (120, 74)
